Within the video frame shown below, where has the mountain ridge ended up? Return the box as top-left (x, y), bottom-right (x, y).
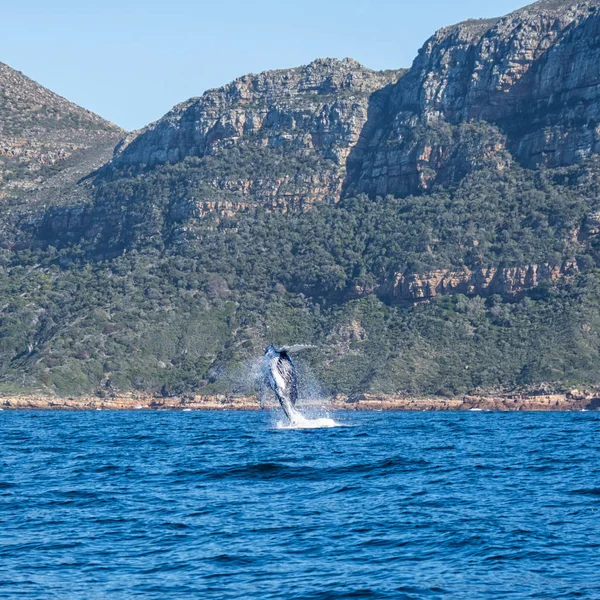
top-left (112, 58), bottom-right (403, 169)
top-left (0, 61), bottom-right (123, 193)
top-left (345, 0), bottom-right (600, 198)
top-left (0, 61), bottom-right (124, 242)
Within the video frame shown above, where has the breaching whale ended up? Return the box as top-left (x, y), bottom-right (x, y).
top-left (261, 345), bottom-right (340, 429)
top-left (262, 345), bottom-right (304, 423)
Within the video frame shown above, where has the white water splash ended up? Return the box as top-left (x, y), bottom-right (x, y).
top-left (275, 414), bottom-right (341, 430)
top-left (218, 347), bottom-right (340, 427)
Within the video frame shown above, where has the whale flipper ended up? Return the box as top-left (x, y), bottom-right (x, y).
top-left (279, 344), bottom-right (315, 355)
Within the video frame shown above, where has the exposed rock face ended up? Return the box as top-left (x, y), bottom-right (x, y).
top-left (1, 391), bottom-right (594, 411)
top-left (109, 58), bottom-right (402, 208)
top-left (0, 62), bottom-right (123, 200)
top-left (94, 0), bottom-right (600, 210)
top-left (32, 0), bottom-right (600, 250)
top-left (0, 391), bottom-right (594, 411)
top-left (34, 60), bottom-right (401, 253)
top-left (342, 260), bottom-right (580, 303)
top-left (385, 261), bottom-right (579, 302)
top-left (346, 0), bottom-right (600, 198)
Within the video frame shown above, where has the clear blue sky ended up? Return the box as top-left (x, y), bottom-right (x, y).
top-left (1, 0), bottom-right (529, 131)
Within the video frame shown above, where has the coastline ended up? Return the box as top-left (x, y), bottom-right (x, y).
top-left (0, 392), bottom-right (598, 411)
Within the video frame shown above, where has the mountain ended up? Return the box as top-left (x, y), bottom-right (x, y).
top-left (111, 59), bottom-right (402, 208)
top-left (346, 0), bottom-right (600, 197)
top-left (34, 59), bottom-right (403, 255)
top-left (35, 0), bottom-right (600, 254)
top-left (3, 0), bottom-right (600, 399)
top-left (91, 0), bottom-right (600, 206)
top-left (0, 61), bottom-right (123, 240)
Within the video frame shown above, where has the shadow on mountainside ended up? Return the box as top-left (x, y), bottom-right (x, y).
top-left (340, 81), bottom-right (399, 200)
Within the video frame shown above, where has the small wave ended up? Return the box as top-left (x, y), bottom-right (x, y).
top-left (94, 465), bottom-right (120, 473)
top-left (333, 485), bottom-right (360, 494)
top-left (161, 521), bottom-right (192, 530)
top-left (571, 488), bottom-right (600, 496)
top-left (206, 461), bottom-right (316, 481)
top-left (211, 553), bottom-right (256, 566)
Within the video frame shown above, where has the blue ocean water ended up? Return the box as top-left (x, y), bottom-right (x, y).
top-left (1, 410), bottom-right (599, 599)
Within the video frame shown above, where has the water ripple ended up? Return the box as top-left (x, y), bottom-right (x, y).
top-left (0, 410), bottom-right (599, 598)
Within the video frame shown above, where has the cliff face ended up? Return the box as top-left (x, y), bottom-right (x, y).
top-left (342, 261), bottom-right (581, 304)
top-left (109, 59), bottom-right (402, 209)
top-left (386, 261), bottom-right (579, 302)
top-left (90, 0), bottom-right (600, 209)
top-left (346, 0), bottom-right (600, 198)
top-left (33, 59), bottom-right (402, 253)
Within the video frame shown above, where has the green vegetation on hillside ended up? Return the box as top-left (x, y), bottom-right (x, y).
top-left (3, 158), bottom-right (600, 398)
top-left (2, 243), bottom-right (600, 398)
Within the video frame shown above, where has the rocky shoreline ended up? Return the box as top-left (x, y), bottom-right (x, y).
top-left (1, 392), bottom-right (598, 412)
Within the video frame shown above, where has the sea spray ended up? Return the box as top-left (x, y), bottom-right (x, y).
top-left (292, 359), bottom-right (336, 421)
top-left (207, 355), bottom-right (264, 398)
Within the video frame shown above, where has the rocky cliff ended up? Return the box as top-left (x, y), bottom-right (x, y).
top-left (107, 59), bottom-right (402, 210)
top-left (345, 0), bottom-right (600, 197)
top-left (31, 59), bottom-right (402, 253)
top-left (341, 259), bottom-right (582, 303)
top-left (87, 0), bottom-right (600, 211)
top-left (385, 261), bottom-right (579, 302)
top-left (22, 0), bottom-right (600, 277)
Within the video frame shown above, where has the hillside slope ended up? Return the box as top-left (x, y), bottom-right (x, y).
top-left (110, 59), bottom-right (402, 210)
top-left (0, 62), bottom-right (124, 240)
top-left (34, 59), bottom-right (403, 254)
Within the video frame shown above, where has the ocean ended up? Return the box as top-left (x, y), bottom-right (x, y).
top-left (1, 410), bottom-right (599, 599)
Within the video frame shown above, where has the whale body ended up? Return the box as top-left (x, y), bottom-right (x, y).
top-left (262, 345), bottom-right (302, 423)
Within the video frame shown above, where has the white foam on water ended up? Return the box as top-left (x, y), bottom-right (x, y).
top-left (275, 415), bottom-right (341, 430)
